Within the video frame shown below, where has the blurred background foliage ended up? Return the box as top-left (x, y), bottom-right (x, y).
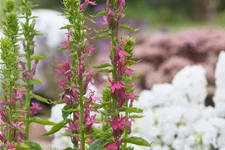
top-left (24, 0), bottom-right (225, 31)
top-left (1, 0), bottom-right (225, 30)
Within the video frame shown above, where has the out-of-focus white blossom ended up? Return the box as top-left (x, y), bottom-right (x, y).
top-left (133, 52), bottom-right (225, 150)
top-left (172, 65), bottom-right (207, 104)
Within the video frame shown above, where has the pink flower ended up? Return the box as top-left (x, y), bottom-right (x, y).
top-left (109, 115), bottom-right (131, 131)
top-left (30, 102), bottom-right (42, 116)
top-left (108, 78), bottom-right (126, 93)
top-left (80, 0), bottom-right (96, 11)
top-left (58, 79), bottom-right (68, 88)
top-left (60, 41), bottom-right (70, 47)
top-left (107, 8), bottom-right (114, 27)
top-left (32, 60), bottom-right (39, 75)
top-left (83, 71), bottom-right (92, 93)
top-left (113, 45), bottom-right (131, 62)
top-left (118, 0), bottom-right (125, 10)
top-left (105, 142), bottom-right (118, 150)
top-left (78, 65), bottom-right (84, 81)
top-left (124, 68), bottom-right (134, 76)
top-left (105, 140), bottom-right (123, 150)
top-left (55, 61), bottom-right (70, 76)
top-left (7, 142), bottom-right (17, 150)
top-left (72, 88), bottom-right (79, 104)
top-left (84, 47), bottom-right (96, 54)
top-left (100, 16), bottom-right (108, 25)
top-left (118, 50), bottom-right (130, 59)
top-left (86, 114), bottom-right (97, 132)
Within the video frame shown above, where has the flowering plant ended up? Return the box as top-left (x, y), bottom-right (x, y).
top-left (0, 0), bottom-right (150, 149)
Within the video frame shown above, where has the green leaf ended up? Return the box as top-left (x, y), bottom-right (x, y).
top-left (119, 24), bottom-right (139, 32)
top-left (98, 69), bottom-right (112, 73)
top-left (29, 78), bottom-right (42, 85)
top-left (43, 120), bottom-right (69, 136)
top-left (130, 115), bottom-right (144, 119)
top-left (93, 127), bottom-right (111, 138)
top-left (62, 132), bottom-right (79, 138)
top-left (68, 53), bottom-right (76, 57)
top-left (31, 55), bottom-right (47, 60)
top-left (123, 137), bottom-right (151, 147)
top-left (84, 16), bottom-right (95, 23)
top-left (60, 24), bottom-right (73, 29)
top-left (88, 138), bottom-right (112, 150)
top-left (93, 32), bottom-right (110, 40)
top-left (24, 141), bottom-right (42, 150)
top-left (62, 105), bottom-right (71, 120)
top-left (125, 107), bottom-right (143, 113)
top-left (16, 143), bottom-right (30, 150)
top-left (92, 63), bottom-right (111, 69)
top-left (31, 117), bottom-right (55, 125)
top-left (93, 10), bottom-right (107, 17)
top-left (63, 148), bottom-right (75, 150)
top-left (31, 94), bottom-right (51, 104)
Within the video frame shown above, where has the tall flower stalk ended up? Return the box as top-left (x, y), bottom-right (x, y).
top-left (20, 0), bottom-right (42, 140)
top-left (0, 0), bottom-right (24, 148)
top-left (92, 0), bottom-right (151, 149)
top-left (45, 0), bottom-right (98, 149)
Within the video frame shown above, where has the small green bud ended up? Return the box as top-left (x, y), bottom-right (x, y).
top-left (5, 0), bottom-right (14, 13)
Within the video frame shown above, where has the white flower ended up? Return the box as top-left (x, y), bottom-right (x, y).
top-left (51, 136), bottom-right (73, 149)
top-left (215, 51), bottom-right (225, 89)
top-left (172, 138), bottom-right (184, 150)
top-left (172, 65), bottom-right (207, 104)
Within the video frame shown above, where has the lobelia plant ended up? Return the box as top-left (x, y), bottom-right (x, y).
top-left (0, 0), bottom-right (54, 149)
top-left (0, 0), bottom-right (24, 148)
top-left (1, 0), bottom-right (151, 149)
top-left (89, 0), bottom-right (151, 149)
top-left (44, 0), bottom-right (99, 149)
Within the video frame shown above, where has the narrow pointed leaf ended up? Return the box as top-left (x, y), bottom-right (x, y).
top-left (92, 63), bottom-right (111, 69)
top-left (88, 138), bottom-right (112, 150)
top-left (31, 55), bottom-right (46, 60)
top-left (120, 24), bottom-right (139, 32)
top-left (31, 117), bottom-right (55, 125)
top-left (43, 120), bottom-right (69, 136)
top-left (123, 137), bottom-right (151, 146)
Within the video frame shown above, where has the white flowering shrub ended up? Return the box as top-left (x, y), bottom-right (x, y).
top-left (132, 51), bottom-right (225, 150)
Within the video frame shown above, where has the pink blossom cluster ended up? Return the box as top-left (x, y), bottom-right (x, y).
top-left (102, 0), bottom-right (138, 149)
top-left (55, 0), bottom-right (98, 145)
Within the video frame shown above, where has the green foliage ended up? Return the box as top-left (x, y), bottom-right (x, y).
top-left (88, 138), bottom-right (112, 150)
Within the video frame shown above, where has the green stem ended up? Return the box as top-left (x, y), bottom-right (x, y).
top-left (24, 0), bottom-right (32, 140)
top-left (7, 82), bottom-right (13, 142)
top-left (79, 83), bottom-right (85, 150)
top-left (25, 45), bottom-right (31, 140)
top-left (123, 99), bottom-right (129, 148)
